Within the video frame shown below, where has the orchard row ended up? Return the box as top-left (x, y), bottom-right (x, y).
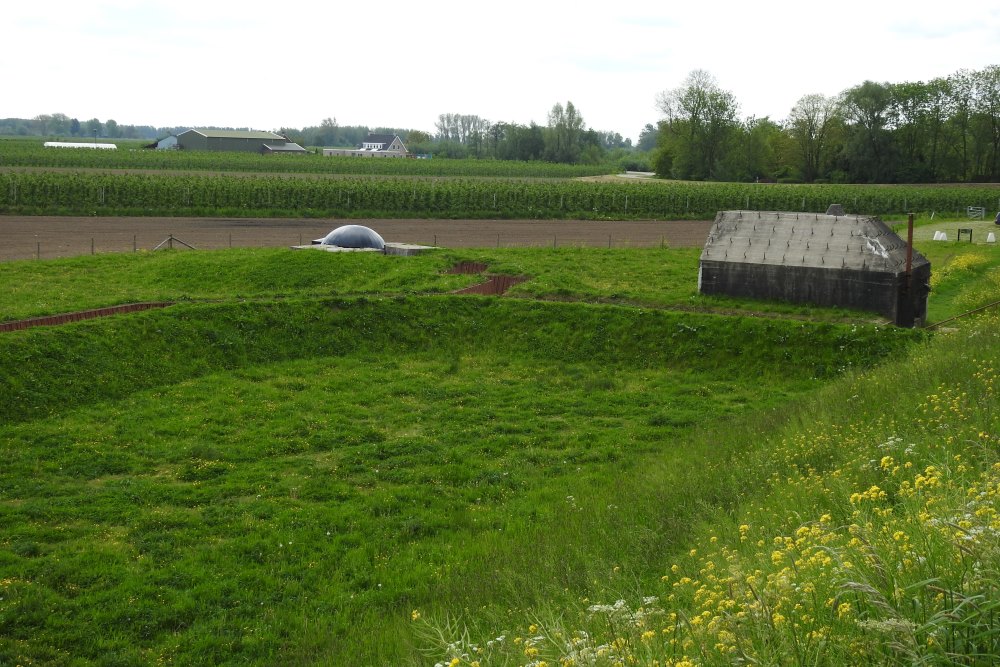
top-left (2, 171), bottom-right (998, 219)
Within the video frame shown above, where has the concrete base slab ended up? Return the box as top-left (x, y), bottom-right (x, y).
top-left (291, 242), bottom-right (438, 256)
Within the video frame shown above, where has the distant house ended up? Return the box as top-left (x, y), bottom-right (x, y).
top-left (699, 210), bottom-right (931, 327)
top-left (323, 133), bottom-right (408, 158)
top-left (175, 129), bottom-right (307, 154)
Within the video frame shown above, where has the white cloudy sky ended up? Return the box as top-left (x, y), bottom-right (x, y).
top-left (4, 0), bottom-right (999, 141)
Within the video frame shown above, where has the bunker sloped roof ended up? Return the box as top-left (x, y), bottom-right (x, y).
top-left (701, 211), bottom-right (928, 275)
top-left (318, 225), bottom-right (385, 249)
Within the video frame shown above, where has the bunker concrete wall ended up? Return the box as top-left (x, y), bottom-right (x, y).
top-left (699, 261), bottom-right (928, 324)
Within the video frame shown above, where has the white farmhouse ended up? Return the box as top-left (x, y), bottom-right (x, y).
top-left (323, 133), bottom-right (408, 158)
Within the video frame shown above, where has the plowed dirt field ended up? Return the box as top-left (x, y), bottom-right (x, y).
top-left (0, 216), bottom-right (713, 261)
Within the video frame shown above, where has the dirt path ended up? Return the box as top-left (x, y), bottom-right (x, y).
top-left (0, 216), bottom-right (713, 261)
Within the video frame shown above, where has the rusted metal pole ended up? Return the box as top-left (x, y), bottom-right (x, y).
top-left (905, 213), bottom-right (914, 289)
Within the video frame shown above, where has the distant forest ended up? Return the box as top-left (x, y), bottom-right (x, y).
top-left (4, 64), bottom-right (999, 183)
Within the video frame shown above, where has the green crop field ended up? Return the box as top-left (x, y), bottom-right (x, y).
top-left (0, 137), bottom-right (613, 178)
top-left (1, 242), bottom-right (999, 665)
top-left (3, 169), bottom-right (999, 220)
top-left (4, 135), bottom-right (1000, 223)
top-left (3, 135), bottom-right (1000, 221)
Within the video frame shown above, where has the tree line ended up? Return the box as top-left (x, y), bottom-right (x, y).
top-left (654, 66), bottom-right (1000, 183)
top-left (416, 107), bottom-right (631, 164)
top-left (6, 63), bottom-right (998, 183)
top-left (0, 114), bottom-right (159, 140)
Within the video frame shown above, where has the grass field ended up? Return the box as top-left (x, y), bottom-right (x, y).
top-left (0, 137), bottom-right (615, 178)
top-left (1, 240), bottom-right (999, 665)
top-left (3, 246), bottom-right (888, 325)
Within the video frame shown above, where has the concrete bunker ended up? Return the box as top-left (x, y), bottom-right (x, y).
top-left (699, 211), bottom-right (930, 327)
top-left (313, 225), bottom-right (386, 250)
top-left (297, 225), bottom-right (434, 256)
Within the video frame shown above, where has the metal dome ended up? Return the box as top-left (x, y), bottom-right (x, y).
top-left (319, 225), bottom-right (385, 249)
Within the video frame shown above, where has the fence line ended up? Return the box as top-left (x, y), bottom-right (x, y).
top-left (6, 233), bottom-right (689, 262)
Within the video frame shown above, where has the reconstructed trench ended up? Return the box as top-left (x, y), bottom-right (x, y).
top-left (0, 263), bottom-right (527, 333)
top-left (448, 262), bottom-right (527, 295)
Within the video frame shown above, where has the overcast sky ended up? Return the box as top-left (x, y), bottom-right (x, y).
top-left (5, 0), bottom-right (998, 142)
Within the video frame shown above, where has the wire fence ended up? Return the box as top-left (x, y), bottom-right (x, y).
top-left (1, 220), bottom-right (715, 262)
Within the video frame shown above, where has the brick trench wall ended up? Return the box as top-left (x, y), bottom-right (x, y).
top-left (454, 275), bottom-right (527, 296)
top-left (0, 303), bottom-right (173, 333)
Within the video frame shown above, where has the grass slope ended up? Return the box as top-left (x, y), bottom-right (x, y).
top-left (1, 243), bottom-right (997, 665)
top-left (0, 293), bottom-right (917, 665)
top-left (422, 312), bottom-right (1000, 667)
top-left (1, 248), bottom-right (702, 322)
top-left (0, 297), bottom-right (919, 424)
top-left (0, 246), bottom-right (899, 325)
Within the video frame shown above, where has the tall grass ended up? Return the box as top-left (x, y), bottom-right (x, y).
top-left (1, 244), bottom-right (997, 665)
top-left (0, 292), bottom-right (922, 665)
top-left (416, 312), bottom-right (1000, 666)
top-left (0, 297), bottom-right (919, 423)
top-left (8, 242), bottom-right (987, 326)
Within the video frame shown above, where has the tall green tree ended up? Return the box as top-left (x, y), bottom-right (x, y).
top-left (787, 94), bottom-right (840, 182)
top-left (498, 122), bottom-right (545, 161)
top-left (636, 123), bottom-right (659, 152)
top-left (970, 65), bottom-right (1000, 180)
top-left (315, 117), bottom-right (339, 146)
top-left (543, 101), bottom-right (586, 163)
top-left (885, 79), bottom-right (954, 182)
top-left (34, 113), bottom-right (71, 136)
top-left (434, 113), bottom-right (490, 146)
top-left (85, 118), bottom-right (103, 139)
top-left (841, 81), bottom-right (896, 182)
top-left (655, 70), bottom-right (739, 179)
top-left (940, 69), bottom-right (976, 180)
top-left (720, 116), bottom-right (784, 182)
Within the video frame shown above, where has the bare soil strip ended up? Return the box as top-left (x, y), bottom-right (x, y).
top-left (0, 216), bottom-right (713, 262)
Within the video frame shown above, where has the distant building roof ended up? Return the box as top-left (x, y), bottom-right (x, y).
top-left (183, 129), bottom-right (286, 140)
top-left (262, 142), bottom-right (308, 153)
top-left (363, 133), bottom-right (398, 146)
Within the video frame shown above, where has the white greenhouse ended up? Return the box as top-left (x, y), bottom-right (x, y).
top-left (43, 142), bottom-right (117, 150)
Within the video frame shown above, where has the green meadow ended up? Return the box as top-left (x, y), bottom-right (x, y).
top-left (0, 246), bottom-right (872, 324)
top-left (1, 241), bottom-right (999, 666)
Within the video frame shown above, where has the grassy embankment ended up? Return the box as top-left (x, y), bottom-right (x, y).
top-left (419, 248), bottom-right (1000, 666)
top-left (1, 240), bottom-right (998, 665)
top-left (0, 246), bottom-right (872, 324)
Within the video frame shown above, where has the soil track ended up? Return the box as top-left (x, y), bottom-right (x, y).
top-left (0, 216), bottom-right (713, 262)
